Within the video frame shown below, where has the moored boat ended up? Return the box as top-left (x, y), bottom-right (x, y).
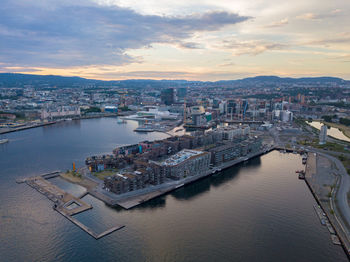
top-left (0, 139), bottom-right (9, 144)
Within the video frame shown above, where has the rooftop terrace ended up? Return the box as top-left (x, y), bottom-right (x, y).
top-left (161, 149), bottom-right (204, 166)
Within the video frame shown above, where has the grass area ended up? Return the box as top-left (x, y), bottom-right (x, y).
top-left (298, 138), bottom-right (349, 153)
top-left (60, 170), bottom-right (98, 189)
top-left (61, 170), bottom-right (82, 182)
top-left (92, 169), bottom-right (117, 180)
top-left (338, 155), bottom-right (350, 176)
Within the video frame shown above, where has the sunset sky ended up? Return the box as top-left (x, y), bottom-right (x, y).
top-left (1, 0), bottom-right (349, 80)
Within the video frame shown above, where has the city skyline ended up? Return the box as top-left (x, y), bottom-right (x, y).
top-left (0, 0), bottom-right (349, 81)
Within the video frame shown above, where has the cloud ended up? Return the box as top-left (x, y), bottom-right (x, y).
top-left (296, 13), bottom-right (318, 20)
top-left (176, 41), bottom-right (202, 49)
top-left (81, 69), bottom-right (253, 80)
top-left (0, 0), bottom-right (249, 68)
top-left (306, 33), bottom-right (350, 47)
top-left (329, 54), bottom-right (350, 63)
top-left (265, 18), bottom-right (289, 28)
top-left (219, 61), bottom-right (235, 67)
top-left (0, 66), bottom-right (42, 73)
top-left (296, 9), bottom-right (342, 21)
top-left (218, 39), bottom-right (287, 56)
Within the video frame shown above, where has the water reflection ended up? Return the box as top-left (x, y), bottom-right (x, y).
top-left (0, 118), bottom-right (348, 262)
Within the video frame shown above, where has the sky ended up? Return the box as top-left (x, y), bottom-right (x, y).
top-left (0, 0), bottom-right (349, 81)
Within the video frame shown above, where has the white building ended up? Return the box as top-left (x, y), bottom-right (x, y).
top-left (219, 101), bottom-right (227, 114)
top-left (319, 125), bottom-right (327, 145)
top-left (273, 110), bottom-right (293, 122)
top-left (216, 125), bottom-right (250, 140)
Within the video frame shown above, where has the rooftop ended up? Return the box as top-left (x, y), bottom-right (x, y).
top-left (161, 149), bottom-right (205, 166)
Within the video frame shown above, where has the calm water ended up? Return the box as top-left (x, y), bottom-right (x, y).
top-left (307, 121), bottom-right (350, 142)
top-left (0, 118), bottom-right (347, 262)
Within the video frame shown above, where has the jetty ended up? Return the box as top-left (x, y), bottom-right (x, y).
top-left (18, 171), bottom-right (124, 239)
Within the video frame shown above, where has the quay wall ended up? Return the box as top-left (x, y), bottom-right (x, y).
top-left (304, 153), bottom-right (350, 259)
top-left (103, 148), bottom-right (274, 209)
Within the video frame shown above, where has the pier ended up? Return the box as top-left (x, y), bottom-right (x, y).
top-left (19, 171), bottom-right (125, 239)
top-left (56, 208), bottom-right (124, 239)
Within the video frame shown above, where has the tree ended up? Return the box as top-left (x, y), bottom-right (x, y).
top-left (321, 115), bottom-right (333, 122)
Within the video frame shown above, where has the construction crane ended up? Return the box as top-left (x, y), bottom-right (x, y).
top-left (183, 97), bottom-right (187, 124)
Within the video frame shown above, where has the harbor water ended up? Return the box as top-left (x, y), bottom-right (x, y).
top-left (0, 117), bottom-right (347, 261)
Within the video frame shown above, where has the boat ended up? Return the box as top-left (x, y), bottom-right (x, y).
top-left (0, 139), bottom-right (9, 144)
top-left (134, 125), bottom-right (154, 132)
top-left (117, 118), bottom-right (126, 124)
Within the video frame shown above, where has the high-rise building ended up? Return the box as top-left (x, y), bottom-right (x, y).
top-left (226, 99), bottom-right (236, 119)
top-left (161, 88), bottom-right (175, 105)
top-left (176, 88), bottom-right (187, 101)
top-left (191, 106), bottom-right (206, 126)
top-left (319, 125), bottom-right (327, 145)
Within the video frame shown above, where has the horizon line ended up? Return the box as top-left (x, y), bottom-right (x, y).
top-left (0, 72), bottom-right (348, 82)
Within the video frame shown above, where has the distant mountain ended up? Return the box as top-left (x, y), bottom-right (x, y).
top-left (218, 75), bottom-right (346, 84)
top-left (0, 73), bottom-right (102, 88)
top-left (0, 73), bottom-right (348, 88)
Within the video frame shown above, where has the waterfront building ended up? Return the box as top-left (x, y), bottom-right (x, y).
top-left (113, 144), bottom-right (140, 156)
top-left (123, 106), bottom-right (179, 121)
top-left (319, 124), bottom-right (327, 145)
top-left (86, 154), bottom-right (124, 171)
top-left (104, 171), bottom-right (147, 195)
top-left (148, 162), bottom-right (166, 185)
top-left (41, 106), bottom-right (80, 120)
top-left (151, 149), bottom-right (210, 180)
top-left (209, 136), bottom-right (262, 165)
top-left (209, 142), bottom-right (240, 165)
top-left (104, 106), bottom-right (118, 113)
